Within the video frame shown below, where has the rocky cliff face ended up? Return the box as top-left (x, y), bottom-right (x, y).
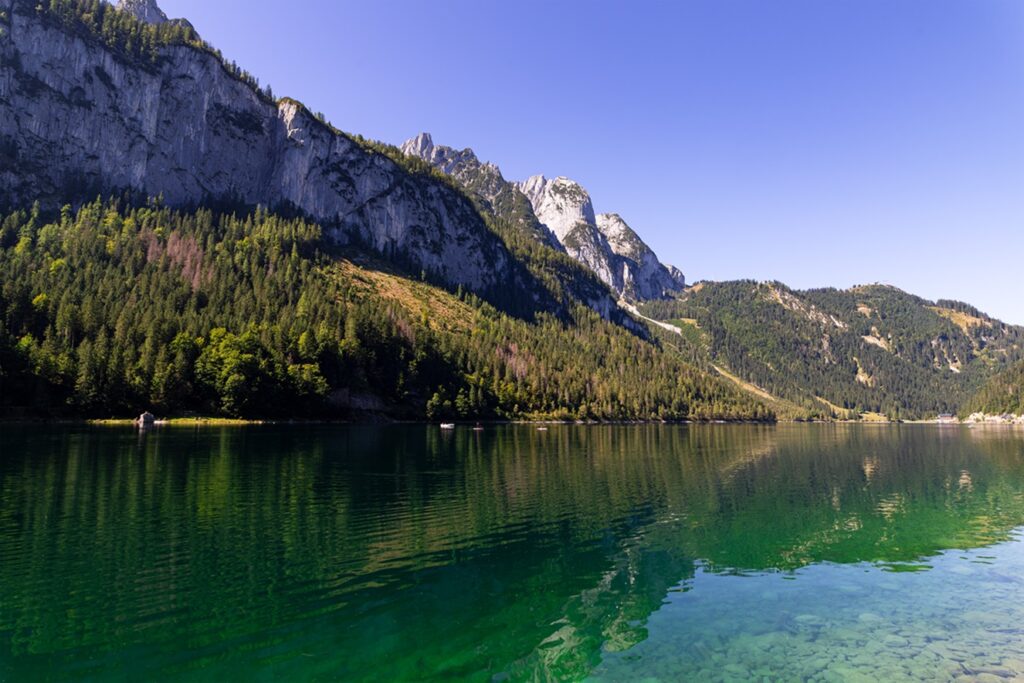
top-left (399, 135), bottom-right (684, 302)
top-left (517, 175), bottom-right (596, 243)
top-left (400, 133), bottom-right (561, 249)
top-left (0, 0), bottom-right (511, 295)
top-left (116, 0), bottom-right (167, 25)
top-left (517, 175), bottom-right (685, 300)
top-left (596, 213), bottom-right (686, 297)
top-left (402, 134), bottom-right (654, 327)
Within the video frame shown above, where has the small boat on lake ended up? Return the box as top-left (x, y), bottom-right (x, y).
top-left (440, 423), bottom-right (456, 430)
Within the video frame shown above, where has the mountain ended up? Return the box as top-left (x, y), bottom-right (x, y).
top-left (640, 282), bottom-right (1024, 419)
top-left (399, 133), bottom-right (561, 250)
top-left (1, 0), bottom-right (1017, 423)
top-left (0, 200), bottom-right (769, 421)
top-left (116, 0), bottom-right (167, 24)
top-left (596, 213), bottom-right (687, 296)
top-left (0, 0), bottom-right (517, 301)
top-left (396, 134), bottom-right (632, 325)
top-left (0, 0), bottom-right (770, 421)
top-left (401, 134), bottom-right (684, 301)
top-left (516, 175), bottom-right (685, 301)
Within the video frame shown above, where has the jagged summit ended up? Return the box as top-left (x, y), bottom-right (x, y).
top-left (402, 132), bottom-right (435, 159)
top-left (518, 176), bottom-right (684, 300)
top-left (400, 133), bottom-right (483, 176)
top-left (401, 134), bottom-right (563, 251)
top-left (116, 0), bottom-right (168, 24)
top-left (516, 175), bottom-right (596, 242)
top-left (403, 133), bottom-right (684, 300)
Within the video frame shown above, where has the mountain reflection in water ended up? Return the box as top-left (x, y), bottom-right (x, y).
top-left (1, 424), bottom-right (1023, 681)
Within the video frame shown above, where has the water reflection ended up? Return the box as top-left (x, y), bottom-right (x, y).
top-left (0, 425), bottom-right (1022, 680)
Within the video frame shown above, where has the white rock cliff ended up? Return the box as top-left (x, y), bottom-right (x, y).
top-left (400, 133), bottom-right (561, 249)
top-left (116, 0), bottom-right (167, 25)
top-left (400, 135), bottom-right (684, 301)
top-left (517, 176), bottom-right (685, 300)
top-left (0, 0), bottom-right (511, 295)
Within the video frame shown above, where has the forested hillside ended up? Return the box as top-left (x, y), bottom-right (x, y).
top-left (0, 201), bottom-right (771, 421)
top-left (966, 361), bottom-right (1024, 416)
top-left (2, 0), bottom-right (1016, 424)
top-left (640, 281), bottom-right (1024, 419)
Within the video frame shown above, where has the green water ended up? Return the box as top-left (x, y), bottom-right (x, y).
top-left (1, 425), bottom-right (1024, 681)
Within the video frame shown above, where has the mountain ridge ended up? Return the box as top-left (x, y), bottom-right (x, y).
top-left (0, 0), bottom-right (1018, 422)
top-left (640, 280), bottom-right (1024, 418)
top-left (402, 134), bottom-right (685, 302)
top-left (0, 0), bottom-right (518, 302)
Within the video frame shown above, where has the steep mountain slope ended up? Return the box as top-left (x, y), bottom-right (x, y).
top-left (395, 135), bottom-right (633, 325)
top-left (596, 213), bottom-right (687, 298)
top-left (641, 282), bottom-right (1024, 418)
top-left (0, 201), bottom-right (771, 421)
top-left (400, 133), bottom-right (683, 301)
top-left (399, 133), bottom-right (561, 250)
top-left (0, 0), bottom-right (514, 300)
top-left (116, 0), bottom-right (167, 24)
top-left (517, 175), bottom-right (684, 300)
top-left (966, 361), bottom-right (1024, 417)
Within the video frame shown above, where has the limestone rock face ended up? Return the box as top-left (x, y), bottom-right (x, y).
top-left (667, 265), bottom-right (687, 289)
top-left (116, 0), bottom-right (168, 24)
top-left (401, 134), bottom-right (642, 325)
top-left (517, 175), bottom-right (596, 243)
top-left (516, 175), bottom-right (619, 291)
top-left (596, 213), bottom-right (685, 299)
top-left (517, 176), bottom-right (685, 300)
top-left (0, 2), bottom-right (511, 295)
top-left (402, 133), bottom-right (686, 302)
top-left (400, 133), bottom-right (561, 249)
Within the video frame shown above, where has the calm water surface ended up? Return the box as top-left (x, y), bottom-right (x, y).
top-left (2, 424), bottom-right (1024, 681)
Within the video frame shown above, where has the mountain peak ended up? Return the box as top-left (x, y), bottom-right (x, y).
top-left (516, 175), bottom-right (595, 242)
top-left (402, 132), bottom-right (434, 158)
top-left (401, 133), bottom-right (486, 178)
top-left (116, 0), bottom-right (168, 24)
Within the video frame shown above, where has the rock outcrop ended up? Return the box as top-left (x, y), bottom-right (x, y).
top-left (116, 0), bottom-right (167, 25)
top-left (0, 0), bottom-right (511, 295)
top-left (400, 134), bottom-right (636, 325)
top-left (400, 133), bottom-right (561, 249)
top-left (517, 175), bottom-right (596, 243)
top-left (517, 176), bottom-right (685, 300)
top-left (402, 133), bottom-right (686, 302)
top-left (596, 213), bottom-right (686, 298)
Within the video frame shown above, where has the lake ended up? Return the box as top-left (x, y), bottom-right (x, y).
top-left (1, 424), bottom-right (1024, 681)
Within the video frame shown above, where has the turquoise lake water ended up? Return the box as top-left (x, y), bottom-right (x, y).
top-left (1, 424), bottom-right (1023, 681)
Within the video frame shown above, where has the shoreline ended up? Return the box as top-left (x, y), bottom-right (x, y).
top-left (1, 417), bottom-right (1020, 428)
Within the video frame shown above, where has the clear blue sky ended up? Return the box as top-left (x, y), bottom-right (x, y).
top-left (162, 0), bottom-right (1024, 324)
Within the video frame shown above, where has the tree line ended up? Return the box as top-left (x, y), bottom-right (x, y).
top-left (640, 281), bottom-right (1023, 420)
top-left (0, 200), bottom-right (772, 421)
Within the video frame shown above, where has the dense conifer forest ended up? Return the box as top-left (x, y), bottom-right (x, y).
top-left (640, 281), bottom-right (1024, 420)
top-left (966, 361), bottom-right (1024, 416)
top-left (0, 201), bottom-right (771, 421)
top-left (4, 0), bottom-right (1018, 424)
